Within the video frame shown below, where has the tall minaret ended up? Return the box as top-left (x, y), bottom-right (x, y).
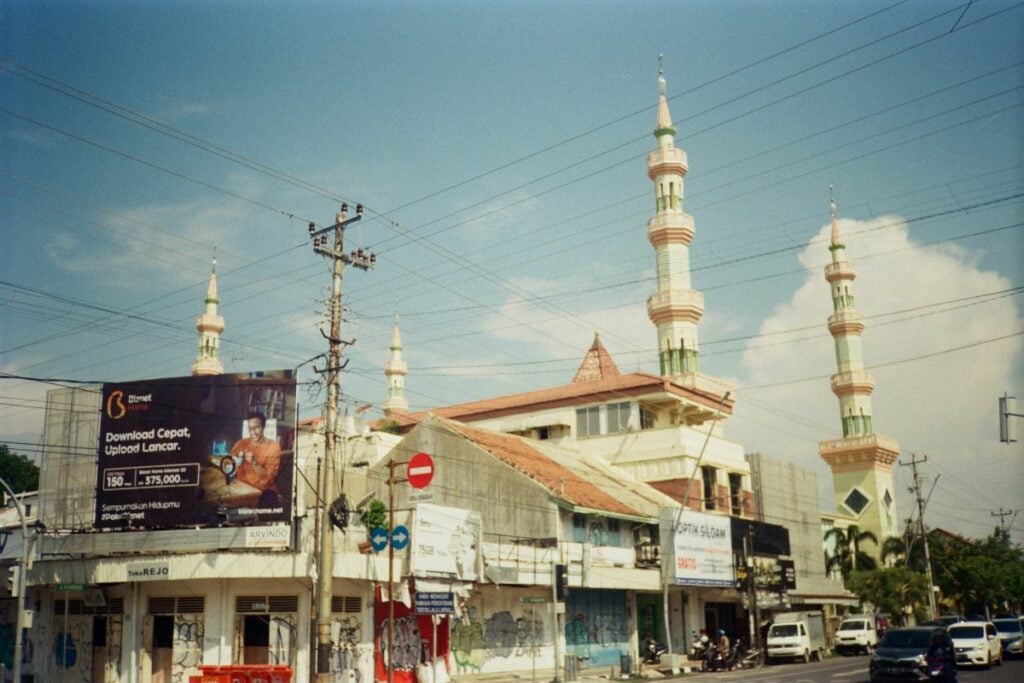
top-left (646, 57), bottom-right (704, 378)
top-left (382, 315), bottom-right (408, 417)
top-left (818, 190), bottom-right (900, 558)
top-left (191, 255), bottom-right (225, 376)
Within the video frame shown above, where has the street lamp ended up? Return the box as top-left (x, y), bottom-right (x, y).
top-left (0, 477), bottom-right (32, 683)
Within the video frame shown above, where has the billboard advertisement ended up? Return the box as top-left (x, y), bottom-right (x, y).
top-left (95, 370), bottom-right (296, 529)
top-left (660, 508), bottom-right (734, 587)
top-left (410, 504), bottom-right (480, 581)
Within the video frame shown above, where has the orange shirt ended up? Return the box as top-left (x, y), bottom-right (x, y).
top-left (230, 437), bottom-right (282, 491)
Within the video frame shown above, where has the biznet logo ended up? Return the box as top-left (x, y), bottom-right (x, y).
top-left (105, 390), bottom-right (152, 420)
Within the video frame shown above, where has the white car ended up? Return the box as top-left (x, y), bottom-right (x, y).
top-left (835, 616), bottom-right (879, 655)
top-left (947, 621), bottom-right (1003, 668)
top-left (992, 617), bottom-right (1024, 657)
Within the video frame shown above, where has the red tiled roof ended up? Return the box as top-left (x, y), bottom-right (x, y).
top-left (441, 418), bottom-right (644, 518)
top-left (385, 371), bottom-right (731, 430)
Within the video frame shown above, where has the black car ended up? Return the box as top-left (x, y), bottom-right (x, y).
top-left (869, 627), bottom-right (956, 682)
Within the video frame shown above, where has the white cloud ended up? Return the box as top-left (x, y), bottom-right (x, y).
top-left (0, 360), bottom-right (54, 456)
top-left (481, 274), bottom-right (652, 363)
top-left (452, 191), bottom-right (538, 245)
top-left (50, 197), bottom-right (253, 282)
top-left (733, 215), bottom-right (1024, 541)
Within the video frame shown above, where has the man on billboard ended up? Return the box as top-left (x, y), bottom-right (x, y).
top-left (230, 411), bottom-right (282, 496)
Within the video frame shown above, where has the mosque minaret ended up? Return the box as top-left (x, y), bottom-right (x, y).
top-left (191, 255), bottom-right (225, 376)
top-left (382, 316), bottom-right (409, 417)
top-left (819, 190), bottom-right (900, 556)
top-left (646, 58), bottom-right (704, 379)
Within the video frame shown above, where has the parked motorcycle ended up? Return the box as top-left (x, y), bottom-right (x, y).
top-left (703, 643), bottom-right (729, 672)
top-left (689, 632), bottom-right (711, 661)
top-left (642, 637), bottom-right (667, 665)
top-left (736, 643), bottom-right (765, 669)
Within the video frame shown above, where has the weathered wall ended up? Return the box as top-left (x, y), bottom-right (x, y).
top-left (746, 453), bottom-right (829, 580)
top-left (452, 586), bottom-right (554, 675)
top-left (564, 589), bottom-right (629, 668)
top-left (387, 422), bottom-right (558, 542)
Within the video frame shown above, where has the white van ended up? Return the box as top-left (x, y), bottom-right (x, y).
top-left (835, 616), bottom-right (880, 655)
top-left (766, 611), bottom-right (827, 663)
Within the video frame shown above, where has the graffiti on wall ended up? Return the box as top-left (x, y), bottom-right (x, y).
top-left (565, 591), bottom-right (628, 668)
top-left (452, 601), bottom-right (551, 674)
top-left (378, 615), bottom-right (420, 673)
top-left (515, 610), bottom-right (543, 657)
top-left (269, 615), bottom-right (297, 667)
top-left (483, 611), bottom-right (517, 657)
top-left (52, 617), bottom-right (93, 678)
top-left (331, 615), bottom-right (369, 683)
top-left (451, 607), bottom-right (485, 674)
top-left (172, 614), bottom-right (204, 683)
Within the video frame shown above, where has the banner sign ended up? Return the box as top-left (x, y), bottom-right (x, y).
top-left (95, 370), bottom-right (296, 530)
top-left (414, 592), bottom-right (455, 615)
top-left (411, 504), bottom-right (480, 581)
top-left (660, 509), bottom-right (735, 587)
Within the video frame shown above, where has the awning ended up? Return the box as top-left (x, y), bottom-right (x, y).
top-left (788, 592), bottom-right (860, 607)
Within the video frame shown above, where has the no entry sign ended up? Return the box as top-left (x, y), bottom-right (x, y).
top-left (407, 451), bottom-right (435, 489)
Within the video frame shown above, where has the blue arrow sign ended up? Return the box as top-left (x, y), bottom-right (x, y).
top-left (370, 527), bottom-right (389, 553)
top-left (391, 525), bottom-right (410, 550)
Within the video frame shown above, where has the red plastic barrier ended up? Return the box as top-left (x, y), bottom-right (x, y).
top-left (190, 675), bottom-right (231, 683)
top-left (198, 665), bottom-right (292, 683)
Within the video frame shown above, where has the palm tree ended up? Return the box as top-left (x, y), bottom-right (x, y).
top-left (880, 536), bottom-right (907, 567)
top-left (824, 525), bottom-right (879, 581)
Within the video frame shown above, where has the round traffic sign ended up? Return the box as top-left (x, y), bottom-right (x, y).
top-left (370, 527), bottom-right (389, 553)
top-left (407, 452), bottom-right (435, 489)
top-left (391, 525), bottom-right (410, 550)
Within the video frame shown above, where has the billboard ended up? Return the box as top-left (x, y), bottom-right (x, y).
top-left (95, 370), bottom-right (296, 529)
top-left (410, 504), bottom-right (480, 581)
top-left (660, 508), bottom-right (735, 587)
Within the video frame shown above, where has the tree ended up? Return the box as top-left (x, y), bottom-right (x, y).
top-left (825, 525), bottom-right (879, 582)
top-left (847, 567), bottom-right (930, 624)
top-left (360, 499), bottom-right (387, 531)
top-left (0, 445), bottom-right (39, 494)
top-left (880, 535), bottom-right (907, 566)
top-left (938, 528), bottom-right (1024, 615)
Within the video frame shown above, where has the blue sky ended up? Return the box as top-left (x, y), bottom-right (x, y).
top-left (1, 0), bottom-right (1022, 543)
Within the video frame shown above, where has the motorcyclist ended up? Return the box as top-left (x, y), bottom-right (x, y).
top-left (717, 628), bottom-right (731, 655)
top-left (925, 630), bottom-right (957, 682)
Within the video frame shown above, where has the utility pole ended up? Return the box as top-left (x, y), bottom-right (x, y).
top-left (900, 454), bottom-right (937, 620)
top-left (991, 508), bottom-right (1019, 535)
top-left (309, 203), bottom-right (375, 682)
top-left (662, 391), bottom-right (730, 662)
top-left (0, 477), bottom-right (31, 683)
top-left (742, 526), bottom-right (761, 651)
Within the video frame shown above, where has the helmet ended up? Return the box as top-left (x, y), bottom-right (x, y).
top-left (718, 629), bottom-right (725, 635)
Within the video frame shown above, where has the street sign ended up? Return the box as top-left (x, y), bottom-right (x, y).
top-left (520, 596), bottom-right (546, 604)
top-left (414, 591), bottom-right (455, 614)
top-left (407, 452), bottom-right (434, 489)
top-left (370, 527), bottom-right (389, 553)
top-left (391, 525), bottom-right (410, 550)
top-left (56, 583), bottom-right (86, 592)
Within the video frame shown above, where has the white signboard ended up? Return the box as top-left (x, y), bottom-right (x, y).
top-left (411, 503), bottom-right (480, 581)
top-left (245, 525), bottom-right (291, 548)
top-left (127, 561), bottom-right (170, 582)
top-left (660, 508), bottom-right (734, 587)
